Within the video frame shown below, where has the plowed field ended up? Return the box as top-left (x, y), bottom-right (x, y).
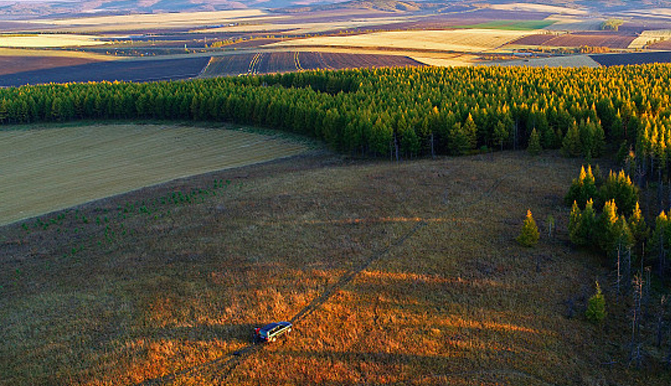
top-left (0, 124), bottom-right (308, 226)
top-left (201, 52), bottom-right (423, 77)
top-left (590, 51), bottom-right (671, 66)
top-left (0, 56), bottom-right (210, 86)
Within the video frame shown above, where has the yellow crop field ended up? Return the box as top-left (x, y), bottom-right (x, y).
top-left (269, 29), bottom-right (538, 53)
top-left (0, 34), bottom-right (105, 48)
top-left (0, 124), bottom-right (308, 226)
top-left (629, 29), bottom-right (671, 49)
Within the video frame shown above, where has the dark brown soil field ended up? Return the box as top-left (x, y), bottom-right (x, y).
top-left (202, 52), bottom-right (423, 77)
top-left (0, 56), bottom-right (210, 87)
top-left (590, 51), bottom-right (671, 66)
top-left (512, 34), bottom-right (558, 46)
top-left (515, 33), bottom-right (635, 49)
top-left (0, 55), bottom-right (102, 76)
top-left (648, 39), bottom-right (671, 50)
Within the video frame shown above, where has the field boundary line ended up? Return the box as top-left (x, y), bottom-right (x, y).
top-left (198, 56), bottom-right (215, 77)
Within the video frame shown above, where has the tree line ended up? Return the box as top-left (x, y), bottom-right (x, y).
top-left (2, 65), bottom-right (671, 161)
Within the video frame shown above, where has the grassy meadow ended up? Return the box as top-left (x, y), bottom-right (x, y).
top-left (2, 144), bottom-right (668, 385)
top-left (0, 123), bottom-right (309, 226)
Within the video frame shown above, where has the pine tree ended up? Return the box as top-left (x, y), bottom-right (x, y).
top-left (517, 209), bottom-right (540, 247)
top-left (597, 199), bottom-right (620, 254)
top-left (562, 121), bottom-right (583, 157)
top-left (586, 281), bottom-right (607, 324)
top-left (527, 128), bottom-right (542, 156)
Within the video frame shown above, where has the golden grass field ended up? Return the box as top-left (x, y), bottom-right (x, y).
top-left (0, 34), bottom-right (105, 48)
top-left (269, 29), bottom-right (539, 53)
top-left (0, 123), bottom-right (308, 226)
top-left (2, 143), bottom-right (669, 385)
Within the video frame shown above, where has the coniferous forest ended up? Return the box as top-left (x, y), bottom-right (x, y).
top-left (1, 64), bottom-right (670, 163)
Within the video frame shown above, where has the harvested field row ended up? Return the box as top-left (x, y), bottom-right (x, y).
top-left (201, 52), bottom-right (423, 77)
top-left (511, 33), bottom-right (635, 49)
top-left (0, 124), bottom-right (308, 226)
top-left (0, 56), bottom-right (210, 87)
top-left (590, 51), bottom-right (671, 66)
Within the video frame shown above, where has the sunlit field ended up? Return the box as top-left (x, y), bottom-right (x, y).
top-left (2, 150), bottom-right (667, 385)
top-left (0, 34), bottom-right (105, 48)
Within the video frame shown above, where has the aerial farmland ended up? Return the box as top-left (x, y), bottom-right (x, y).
top-left (3, 1), bottom-right (671, 386)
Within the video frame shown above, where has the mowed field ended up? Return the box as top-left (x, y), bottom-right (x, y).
top-left (3, 150), bottom-right (667, 385)
top-left (0, 123), bottom-right (308, 226)
top-left (201, 52), bottom-right (423, 77)
top-left (269, 29), bottom-right (539, 53)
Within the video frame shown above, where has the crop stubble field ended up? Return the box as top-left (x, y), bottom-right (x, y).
top-left (2, 145), bottom-right (663, 385)
top-left (0, 124), bottom-right (308, 226)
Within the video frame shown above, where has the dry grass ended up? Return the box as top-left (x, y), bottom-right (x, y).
top-left (269, 29), bottom-right (538, 53)
top-left (0, 34), bottom-right (105, 48)
top-left (0, 123), bottom-right (308, 226)
top-left (2, 146), bottom-right (667, 385)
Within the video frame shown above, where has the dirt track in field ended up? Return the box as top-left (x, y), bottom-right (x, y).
top-left (0, 124), bottom-right (308, 226)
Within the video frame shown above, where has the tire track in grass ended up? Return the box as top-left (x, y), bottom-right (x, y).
top-left (136, 158), bottom-right (527, 386)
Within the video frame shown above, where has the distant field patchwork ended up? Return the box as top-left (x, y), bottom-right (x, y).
top-left (0, 124), bottom-right (308, 225)
top-left (269, 29), bottom-right (539, 53)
